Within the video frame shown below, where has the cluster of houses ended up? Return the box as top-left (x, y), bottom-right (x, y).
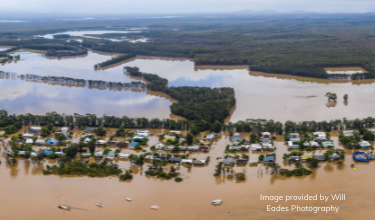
top-left (287, 132), bottom-right (333, 150)
top-left (343, 130), bottom-right (372, 148)
top-left (20, 126), bottom-right (70, 146)
top-left (224, 132), bottom-right (275, 166)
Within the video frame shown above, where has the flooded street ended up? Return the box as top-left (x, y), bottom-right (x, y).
top-left (0, 130), bottom-right (374, 220)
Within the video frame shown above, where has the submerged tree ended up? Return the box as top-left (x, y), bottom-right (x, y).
top-left (325, 92), bottom-right (337, 101)
top-left (343, 94), bottom-right (348, 101)
top-left (269, 162), bottom-right (281, 175)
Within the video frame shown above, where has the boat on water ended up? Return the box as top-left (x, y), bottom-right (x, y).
top-left (58, 196), bottom-right (71, 210)
top-left (126, 198), bottom-right (132, 201)
top-left (151, 206), bottom-right (159, 209)
top-left (212, 199), bottom-right (222, 205)
top-left (96, 203), bottom-right (104, 207)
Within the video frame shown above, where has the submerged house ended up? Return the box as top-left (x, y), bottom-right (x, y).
top-left (28, 126), bottom-right (42, 134)
top-left (343, 130), bottom-right (356, 137)
top-left (262, 132), bottom-right (271, 139)
top-left (359, 140), bottom-right (371, 148)
top-left (236, 159), bottom-right (247, 165)
top-left (263, 155), bottom-right (275, 164)
top-left (35, 139), bottom-right (45, 145)
top-left (168, 158), bottom-right (181, 163)
top-left (116, 142), bottom-right (128, 148)
top-left (289, 156), bottom-right (302, 162)
top-left (22, 133), bottom-right (34, 138)
top-left (193, 160), bottom-right (206, 165)
top-left (25, 139), bottom-right (34, 145)
top-left (314, 155), bottom-right (326, 161)
top-left (251, 144), bottom-right (262, 151)
top-left (289, 133), bottom-right (300, 142)
top-left (46, 138), bottom-right (58, 146)
top-left (231, 133), bottom-right (243, 142)
top-left (106, 151), bottom-right (115, 159)
top-left (322, 141), bottom-right (333, 148)
top-left (188, 145), bottom-right (200, 151)
top-left (223, 157), bottom-right (235, 166)
top-left (287, 141), bottom-right (299, 150)
top-left (129, 142), bottom-right (139, 147)
top-left (313, 132), bottom-right (327, 141)
top-left (85, 128), bottom-right (95, 133)
top-left (205, 134), bottom-right (216, 143)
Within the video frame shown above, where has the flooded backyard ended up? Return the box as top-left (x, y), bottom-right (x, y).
top-left (1, 52), bottom-right (375, 122)
top-left (0, 130), bottom-right (374, 220)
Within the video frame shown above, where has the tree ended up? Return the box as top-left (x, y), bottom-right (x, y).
top-left (88, 140), bottom-right (96, 155)
top-left (186, 133), bottom-right (193, 145)
top-left (343, 94), bottom-right (348, 101)
top-left (211, 120), bottom-right (222, 133)
top-left (55, 133), bottom-right (66, 142)
top-left (119, 170), bottom-right (133, 180)
top-left (235, 172), bottom-right (246, 180)
top-left (40, 127), bottom-right (51, 137)
top-left (269, 162), bottom-right (281, 175)
top-left (325, 92), bottom-right (337, 101)
top-left (363, 130), bottom-right (375, 141)
top-left (95, 126), bottom-right (107, 136)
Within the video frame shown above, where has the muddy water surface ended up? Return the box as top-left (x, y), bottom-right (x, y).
top-left (0, 130), bottom-right (373, 220)
top-left (1, 53), bottom-right (375, 122)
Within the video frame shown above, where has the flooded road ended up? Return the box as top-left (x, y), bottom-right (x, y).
top-left (0, 130), bottom-right (373, 220)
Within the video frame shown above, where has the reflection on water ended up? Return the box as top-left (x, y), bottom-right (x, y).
top-left (2, 51), bottom-right (375, 122)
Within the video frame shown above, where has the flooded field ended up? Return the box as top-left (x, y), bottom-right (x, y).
top-left (2, 53), bottom-right (375, 122)
top-left (0, 129), bottom-right (373, 220)
top-left (324, 67), bottom-right (368, 74)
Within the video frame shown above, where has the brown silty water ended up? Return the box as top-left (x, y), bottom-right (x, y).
top-left (0, 47), bottom-right (374, 219)
top-left (1, 51), bottom-right (375, 122)
top-left (0, 129), bottom-right (372, 219)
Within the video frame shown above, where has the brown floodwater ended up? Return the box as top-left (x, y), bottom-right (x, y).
top-left (0, 129), bottom-right (373, 219)
top-left (1, 51), bottom-right (375, 122)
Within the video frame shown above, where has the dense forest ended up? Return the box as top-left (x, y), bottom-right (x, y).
top-left (95, 54), bottom-right (136, 68)
top-left (169, 87), bottom-right (235, 123)
top-left (0, 38), bottom-right (87, 57)
top-left (1, 110), bottom-right (375, 137)
top-left (3, 14), bottom-right (375, 78)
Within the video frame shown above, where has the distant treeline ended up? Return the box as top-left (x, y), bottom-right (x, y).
top-left (1, 110), bottom-right (375, 136)
top-left (53, 34), bottom-right (71, 38)
top-left (0, 72), bottom-right (147, 90)
top-left (0, 38), bottom-right (87, 57)
top-left (95, 54), bottom-right (136, 68)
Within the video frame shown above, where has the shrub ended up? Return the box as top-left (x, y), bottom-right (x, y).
top-left (119, 170), bottom-right (133, 180)
top-left (175, 177), bottom-right (183, 182)
top-left (259, 154), bottom-right (265, 161)
top-left (235, 172), bottom-right (246, 180)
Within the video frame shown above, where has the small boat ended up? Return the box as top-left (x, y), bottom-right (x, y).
top-left (151, 205), bottom-right (159, 209)
top-left (212, 199), bottom-right (222, 205)
top-left (58, 196), bottom-right (71, 210)
top-left (96, 198), bottom-right (104, 207)
top-left (126, 198), bottom-right (132, 201)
